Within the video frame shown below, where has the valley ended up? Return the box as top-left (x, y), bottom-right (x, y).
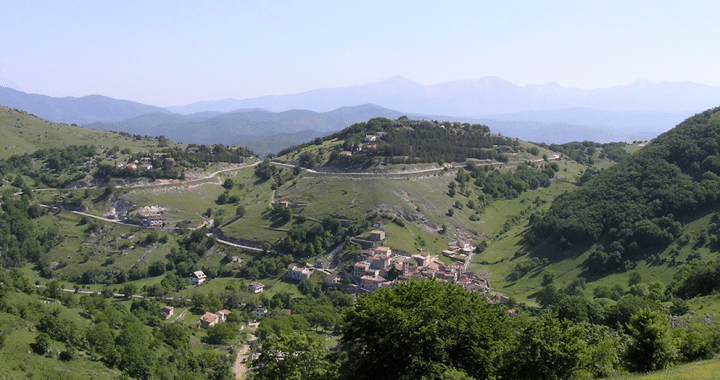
top-left (2, 106), bottom-right (720, 380)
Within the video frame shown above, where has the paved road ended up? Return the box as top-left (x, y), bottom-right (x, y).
top-left (272, 155), bottom-right (560, 178)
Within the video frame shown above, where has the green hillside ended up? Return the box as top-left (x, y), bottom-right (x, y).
top-left (534, 107), bottom-right (720, 271)
top-left (278, 117), bottom-right (529, 169)
top-left (0, 106), bottom-right (178, 160)
top-left (3, 109), bottom-right (720, 379)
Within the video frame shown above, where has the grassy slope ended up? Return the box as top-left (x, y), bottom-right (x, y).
top-left (606, 358), bottom-right (720, 380)
top-left (0, 292), bottom-right (120, 380)
top-left (0, 106), bottom-right (180, 160)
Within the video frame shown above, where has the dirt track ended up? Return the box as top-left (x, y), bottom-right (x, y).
top-left (232, 322), bottom-right (259, 379)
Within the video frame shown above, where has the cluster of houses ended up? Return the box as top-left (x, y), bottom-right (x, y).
top-left (116, 153), bottom-right (174, 171)
top-left (349, 244), bottom-right (505, 303)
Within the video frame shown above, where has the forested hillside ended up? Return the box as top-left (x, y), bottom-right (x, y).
top-left (534, 107), bottom-right (720, 269)
top-left (279, 117), bottom-right (520, 167)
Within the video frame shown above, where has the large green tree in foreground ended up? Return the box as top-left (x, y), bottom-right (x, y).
top-left (625, 308), bottom-right (677, 372)
top-left (340, 279), bottom-right (510, 380)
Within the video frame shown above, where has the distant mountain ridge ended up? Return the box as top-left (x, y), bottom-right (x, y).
top-left (84, 104), bottom-right (405, 156)
top-left (0, 86), bottom-right (170, 125)
top-left (166, 76), bottom-right (720, 116)
top-left (86, 104), bottom-right (688, 156)
top-left (0, 78), bottom-right (712, 155)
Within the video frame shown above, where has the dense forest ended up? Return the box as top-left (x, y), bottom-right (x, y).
top-left (534, 107), bottom-right (720, 266)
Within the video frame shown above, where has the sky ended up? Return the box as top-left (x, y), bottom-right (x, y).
top-left (2, 0), bottom-right (720, 107)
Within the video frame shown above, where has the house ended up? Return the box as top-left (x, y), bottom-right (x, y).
top-left (247, 281), bottom-right (264, 293)
top-left (187, 147), bottom-right (200, 154)
top-left (217, 310), bottom-right (232, 323)
top-left (125, 163), bottom-right (137, 170)
top-left (324, 273), bottom-right (340, 286)
top-left (369, 230), bottom-right (385, 241)
top-left (369, 254), bottom-right (390, 270)
top-left (190, 270), bottom-right (207, 285)
top-left (360, 275), bottom-right (386, 291)
top-left (200, 312), bottom-right (219, 329)
top-left (339, 151), bottom-right (352, 157)
top-left (142, 214), bottom-right (166, 228)
top-left (139, 163), bottom-right (152, 171)
top-left (457, 238), bottom-right (475, 252)
top-left (279, 200), bottom-right (291, 207)
top-left (353, 261), bottom-right (370, 275)
top-left (286, 263), bottom-right (312, 281)
top-left (364, 135), bottom-right (377, 142)
top-left (373, 246), bottom-right (392, 256)
top-left (255, 307), bottom-right (268, 318)
top-left (364, 143), bottom-right (378, 150)
top-left (372, 220), bottom-right (384, 229)
top-left (161, 306), bottom-right (174, 319)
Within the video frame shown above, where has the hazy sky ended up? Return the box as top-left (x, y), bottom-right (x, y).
top-left (2, 0), bottom-right (719, 107)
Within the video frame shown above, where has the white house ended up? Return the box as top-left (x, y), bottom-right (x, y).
top-left (190, 270), bottom-right (207, 285)
top-left (248, 281), bottom-right (264, 293)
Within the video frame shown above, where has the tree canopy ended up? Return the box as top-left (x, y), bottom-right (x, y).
top-left (534, 107), bottom-right (720, 259)
top-left (340, 279), bottom-right (510, 380)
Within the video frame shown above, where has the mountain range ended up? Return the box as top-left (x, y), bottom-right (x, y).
top-left (1, 77), bottom-right (717, 155)
top-left (166, 76), bottom-right (720, 116)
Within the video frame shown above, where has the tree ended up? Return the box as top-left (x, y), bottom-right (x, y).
top-left (341, 279), bottom-right (510, 380)
top-left (87, 321), bottom-right (115, 358)
top-left (541, 271), bottom-right (556, 286)
top-left (500, 314), bottom-right (588, 380)
top-left (253, 331), bottom-right (338, 380)
top-left (625, 308), bottom-right (676, 372)
top-left (31, 332), bottom-right (51, 355)
top-left (204, 323), bottom-right (237, 345)
top-left (236, 205), bottom-right (246, 218)
top-left (122, 283), bottom-right (137, 298)
top-left (223, 178), bottom-right (235, 189)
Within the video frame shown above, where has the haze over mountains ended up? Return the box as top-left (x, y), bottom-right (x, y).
top-left (1, 76), bottom-right (717, 155)
top-left (167, 76), bottom-right (720, 116)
